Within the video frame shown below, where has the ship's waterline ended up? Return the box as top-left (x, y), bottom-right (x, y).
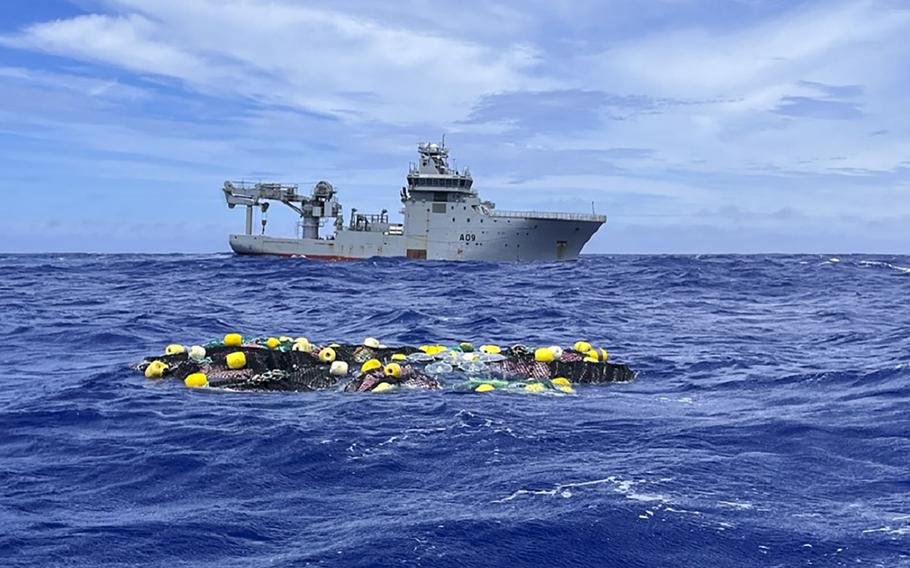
top-left (224, 141), bottom-right (606, 261)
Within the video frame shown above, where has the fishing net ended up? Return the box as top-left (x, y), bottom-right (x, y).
top-left (487, 352), bottom-right (634, 384)
top-left (136, 337), bottom-right (635, 394)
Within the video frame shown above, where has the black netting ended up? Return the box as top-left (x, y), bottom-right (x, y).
top-left (213, 367), bottom-right (338, 392)
top-left (550, 360), bottom-right (635, 383)
top-left (344, 367), bottom-right (439, 392)
top-left (138, 341), bottom-right (634, 392)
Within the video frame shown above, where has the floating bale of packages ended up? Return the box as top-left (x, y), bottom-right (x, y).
top-left (136, 336), bottom-right (635, 394)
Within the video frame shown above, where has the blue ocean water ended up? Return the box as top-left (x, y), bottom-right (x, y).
top-left (0, 254), bottom-right (908, 567)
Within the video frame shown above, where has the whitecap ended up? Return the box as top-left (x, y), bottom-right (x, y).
top-left (717, 500), bottom-right (754, 510)
top-left (492, 475), bottom-right (670, 506)
top-left (862, 526), bottom-right (909, 536)
top-left (664, 506), bottom-right (702, 516)
top-left (858, 260), bottom-right (910, 273)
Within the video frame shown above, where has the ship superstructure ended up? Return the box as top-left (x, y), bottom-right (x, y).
top-left (224, 142), bottom-right (606, 261)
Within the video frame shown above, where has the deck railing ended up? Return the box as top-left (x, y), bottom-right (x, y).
top-left (490, 209), bottom-right (607, 222)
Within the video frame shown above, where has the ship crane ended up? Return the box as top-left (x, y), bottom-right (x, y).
top-left (222, 180), bottom-right (342, 239)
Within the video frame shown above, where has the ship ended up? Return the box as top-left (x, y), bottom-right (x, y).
top-left (223, 141), bottom-right (606, 261)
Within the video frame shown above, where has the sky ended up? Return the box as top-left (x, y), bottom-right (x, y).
top-left (0, 0), bottom-right (908, 253)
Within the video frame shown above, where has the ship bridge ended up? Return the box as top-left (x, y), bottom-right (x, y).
top-left (405, 142), bottom-right (474, 198)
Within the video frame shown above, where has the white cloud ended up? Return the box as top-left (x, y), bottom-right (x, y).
top-left (508, 1), bottom-right (910, 179)
top-left (7, 13), bottom-right (210, 79)
top-left (1, 0), bottom-right (544, 124)
top-left (588, 1), bottom-right (910, 99)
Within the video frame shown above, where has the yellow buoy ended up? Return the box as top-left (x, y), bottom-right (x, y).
top-left (294, 336), bottom-right (308, 344)
top-left (224, 333), bottom-right (243, 347)
top-left (600, 348), bottom-right (609, 362)
top-left (292, 340), bottom-right (312, 352)
top-left (226, 351), bottom-right (246, 369)
top-left (266, 337), bottom-right (280, 349)
top-left (329, 343), bottom-right (340, 348)
top-left (318, 347), bottom-right (336, 363)
top-left (184, 373), bottom-right (208, 388)
top-left (165, 344), bottom-right (185, 355)
top-left (372, 382), bottom-right (396, 393)
top-left (391, 353), bottom-right (407, 361)
top-left (189, 345), bottom-right (206, 359)
top-left (574, 341), bottom-right (592, 353)
top-left (330, 361), bottom-right (349, 376)
top-left (361, 359), bottom-right (382, 374)
top-left (384, 363), bottom-right (402, 378)
top-left (583, 356), bottom-right (599, 363)
top-left (479, 344), bottom-right (502, 355)
top-left (551, 377), bottom-right (572, 388)
top-left (474, 383), bottom-right (496, 393)
top-left (144, 360), bottom-right (168, 379)
top-left (278, 336), bottom-right (293, 343)
top-left (419, 345), bottom-right (445, 355)
top-left (524, 382), bottom-right (546, 393)
top-left (585, 349), bottom-right (600, 362)
top-left (534, 347), bottom-right (555, 362)
top-left (363, 337), bottom-right (381, 348)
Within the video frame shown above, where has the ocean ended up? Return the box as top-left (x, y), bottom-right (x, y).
top-left (0, 254), bottom-right (908, 567)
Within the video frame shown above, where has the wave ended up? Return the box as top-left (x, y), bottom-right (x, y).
top-left (0, 253), bottom-right (908, 567)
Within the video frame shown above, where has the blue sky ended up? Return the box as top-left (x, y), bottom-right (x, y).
top-left (0, 0), bottom-right (908, 253)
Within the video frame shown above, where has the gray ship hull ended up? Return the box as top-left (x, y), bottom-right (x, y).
top-left (230, 213), bottom-right (603, 261)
